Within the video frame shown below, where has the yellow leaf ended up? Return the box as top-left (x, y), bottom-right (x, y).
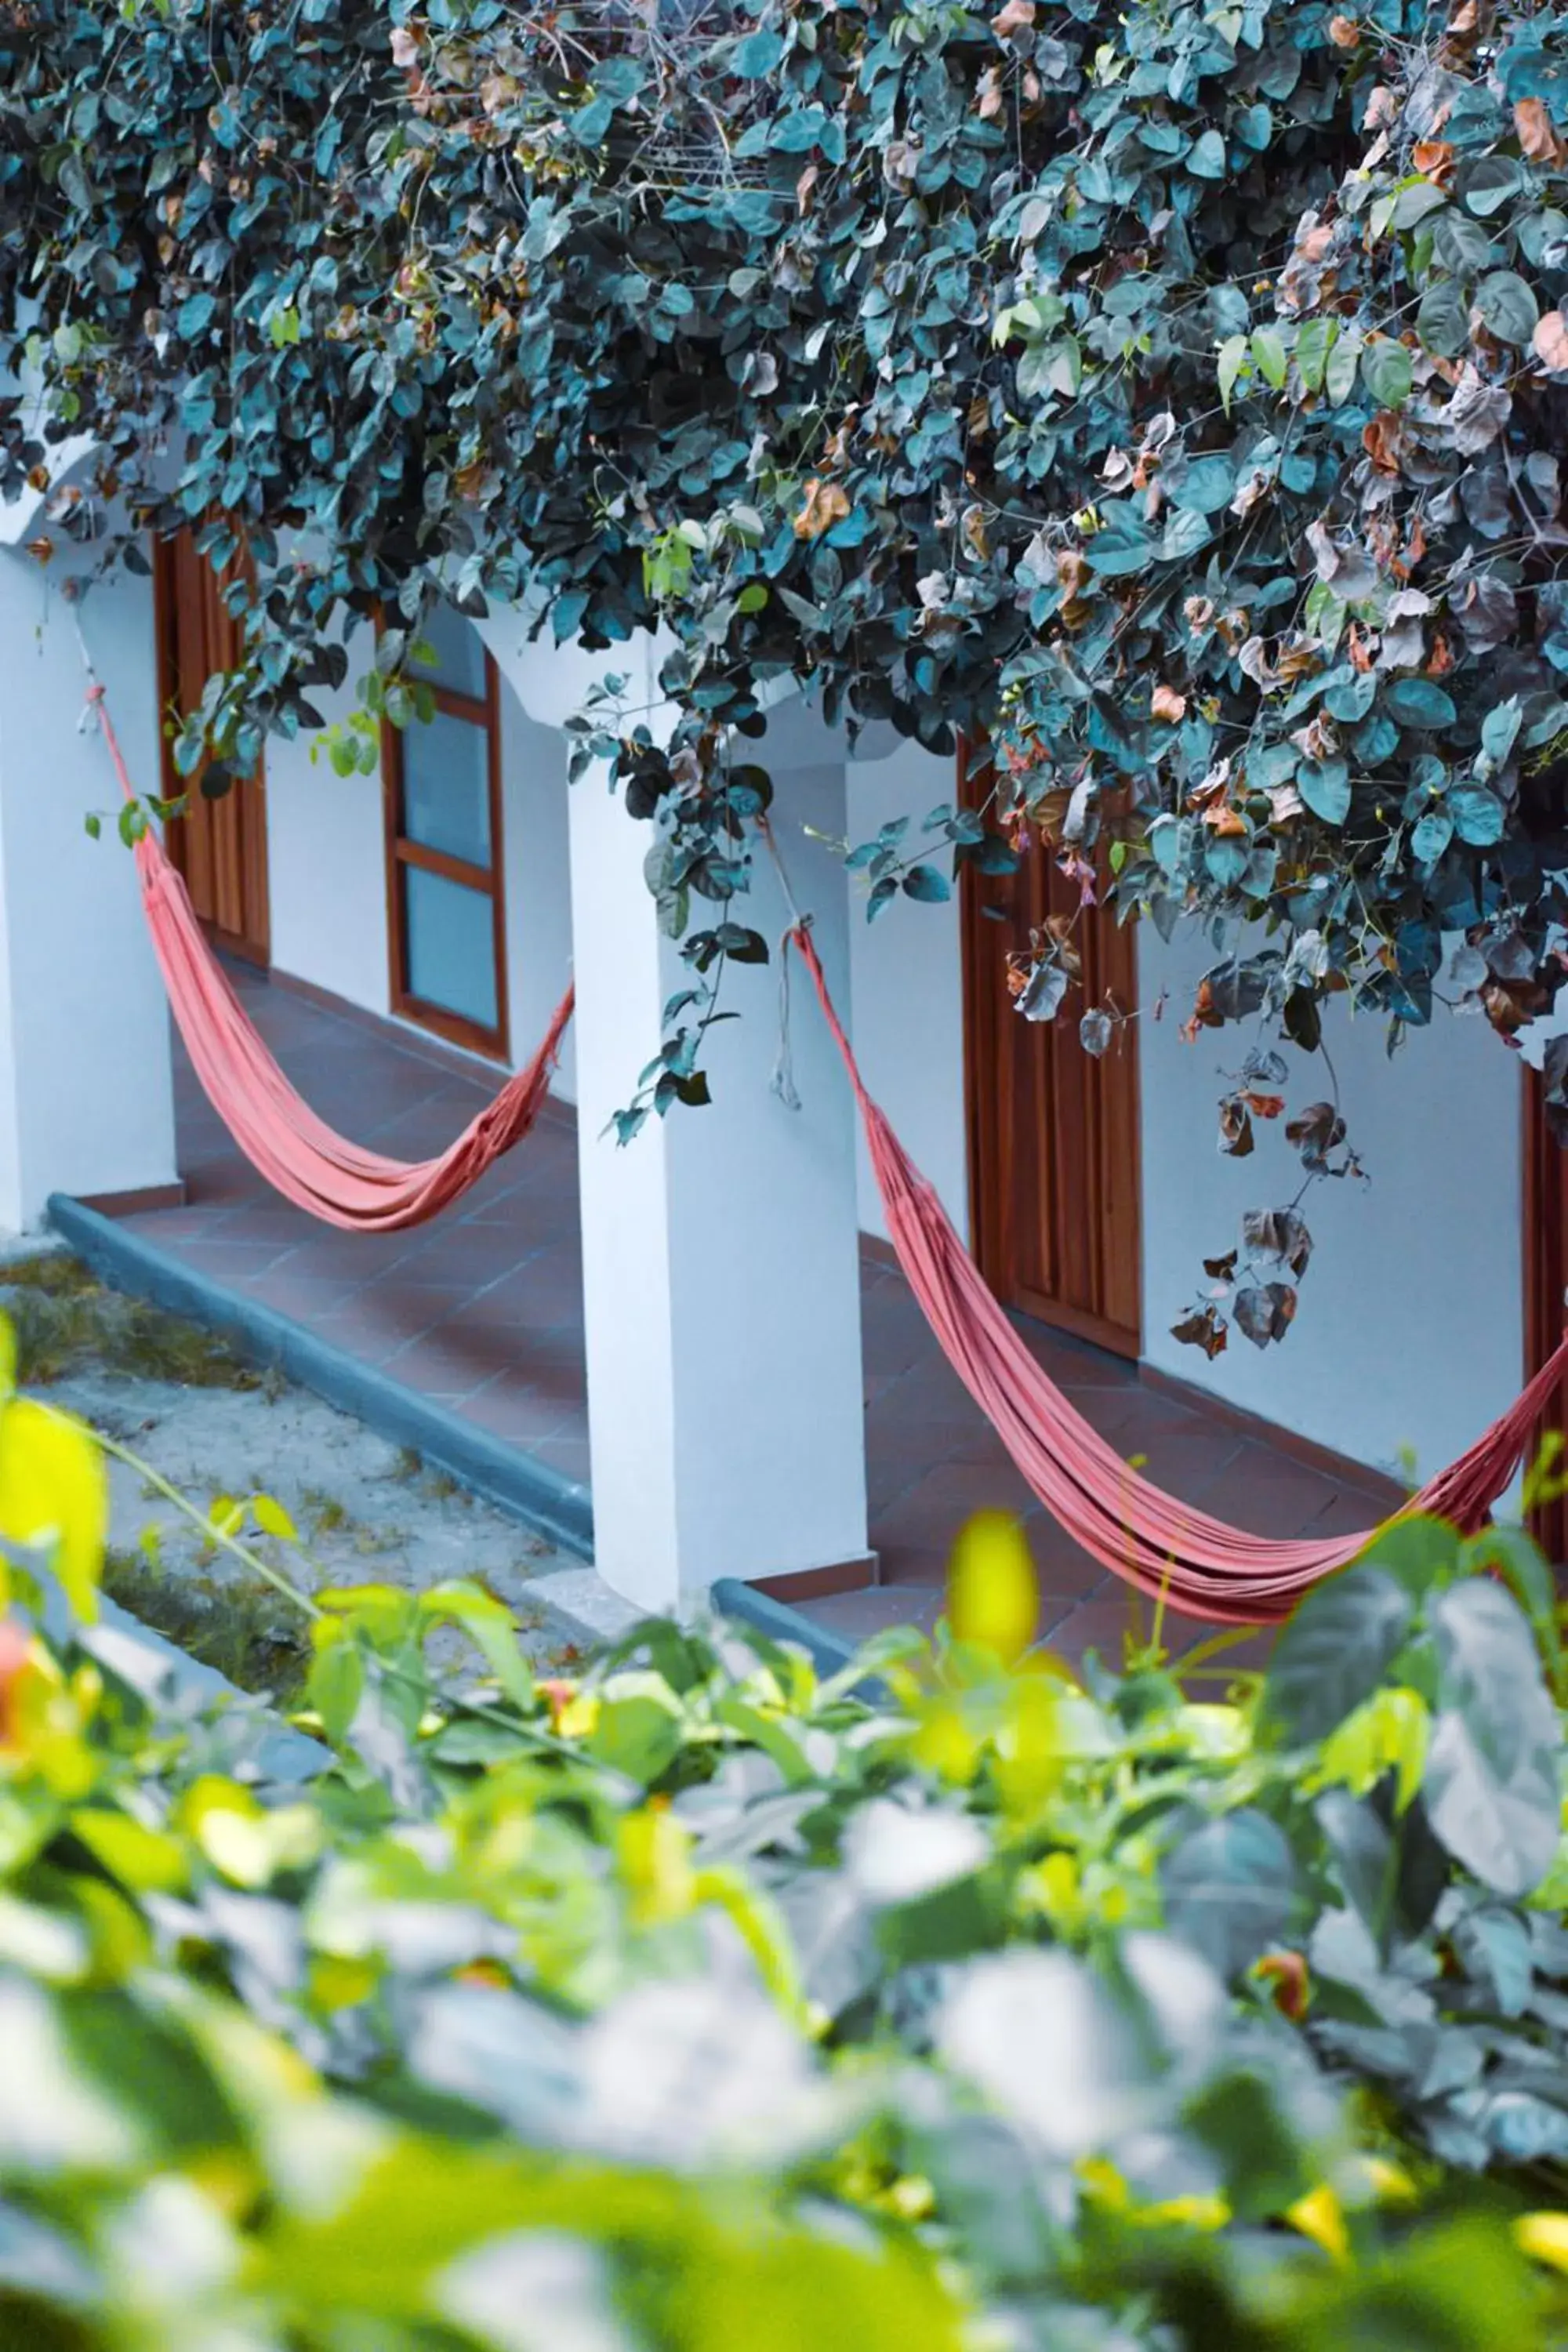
top-left (556, 1690), bottom-right (600, 1740)
top-left (181, 1777), bottom-right (321, 1889)
top-left (252, 1494), bottom-right (299, 1543)
top-left (1136, 2194), bottom-right (1231, 2232)
top-left (1287, 2183), bottom-right (1349, 2265)
top-left (1313, 1686), bottom-right (1429, 1813)
top-left (947, 1510), bottom-right (1038, 1663)
top-left (1358, 2154), bottom-right (1417, 2205)
top-left (619, 1803), bottom-right (695, 1926)
top-left (0, 1399), bottom-right (107, 1622)
top-left (912, 1693), bottom-right (987, 1784)
top-left (71, 1806), bottom-right (190, 1895)
top-left (310, 1954), bottom-right (379, 2013)
top-left (209, 1494), bottom-right (245, 1540)
top-left (1517, 2212), bottom-right (1568, 2272)
top-left (1076, 2156), bottom-right (1131, 2212)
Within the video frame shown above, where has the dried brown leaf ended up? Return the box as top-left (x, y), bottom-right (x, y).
top-left (1535, 310), bottom-right (1568, 373)
top-left (1171, 1305), bottom-right (1229, 1360)
top-left (1515, 97), bottom-right (1566, 165)
top-left (1242, 1206), bottom-right (1313, 1278)
top-left (1234, 1281), bottom-right (1298, 1348)
top-left (793, 479), bottom-right (851, 540)
top-left (1286, 1100), bottom-right (1347, 1167)
top-left (1218, 1094), bottom-right (1256, 1157)
top-left (993, 0), bottom-right (1036, 35)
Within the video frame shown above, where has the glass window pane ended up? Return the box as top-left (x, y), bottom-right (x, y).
top-left (416, 600), bottom-right (488, 699)
top-left (401, 707), bottom-right (491, 866)
top-left (404, 866), bottom-right (498, 1032)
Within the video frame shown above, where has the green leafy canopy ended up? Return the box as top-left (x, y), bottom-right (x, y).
top-left (7, 0), bottom-right (1568, 1105)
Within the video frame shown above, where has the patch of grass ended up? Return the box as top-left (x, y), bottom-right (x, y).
top-left (101, 1546), bottom-right (310, 1706)
top-left (392, 1448), bottom-right (423, 1483)
top-left (301, 1488), bottom-right (349, 1537)
top-left (0, 1258), bottom-right (263, 1392)
top-left (0, 1250), bottom-right (99, 1298)
top-left (296, 1486), bottom-right (397, 1556)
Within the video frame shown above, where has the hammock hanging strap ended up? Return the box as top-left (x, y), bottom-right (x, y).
top-left (786, 924), bottom-right (1568, 1625)
top-left (89, 685), bottom-right (572, 1233)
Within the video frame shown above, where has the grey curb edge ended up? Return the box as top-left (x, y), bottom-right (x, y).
top-left (46, 1193), bottom-right (596, 1561)
top-left (44, 1196), bottom-right (865, 1692)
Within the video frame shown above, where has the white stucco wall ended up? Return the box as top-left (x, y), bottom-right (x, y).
top-left (0, 554), bottom-right (178, 1224)
top-left (264, 662), bottom-right (390, 1022)
top-left (498, 684), bottom-right (575, 1103)
top-left (1138, 923), bottom-right (1523, 1484)
top-left (265, 635), bottom-right (576, 1101)
top-left (844, 745), bottom-right (969, 1243)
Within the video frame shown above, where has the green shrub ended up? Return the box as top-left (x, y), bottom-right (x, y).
top-left (2, 1404), bottom-right (1568, 2346)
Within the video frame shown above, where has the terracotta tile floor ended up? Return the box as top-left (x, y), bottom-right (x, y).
top-left (114, 969), bottom-right (1403, 1669)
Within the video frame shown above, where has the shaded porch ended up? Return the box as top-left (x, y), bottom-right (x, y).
top-left (109, 967), bottom-right (1403, 1660)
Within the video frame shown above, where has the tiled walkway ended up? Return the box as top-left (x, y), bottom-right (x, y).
top-left (115, 969), bottom-right (1403, 1665)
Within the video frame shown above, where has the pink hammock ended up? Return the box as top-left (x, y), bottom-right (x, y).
top-left (89, 686), bottom-right (573, 1232)
top-left (89, 663), bottom-right (1567, 1617)
top-left (789, 925), bottom-right (1568, 1624)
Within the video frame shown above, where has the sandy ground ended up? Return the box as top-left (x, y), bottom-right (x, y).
top-left (1, 1235), bottom-right (641, 1690)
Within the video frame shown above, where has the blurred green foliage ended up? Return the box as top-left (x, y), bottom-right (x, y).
top-left (0, 1368), bottom-right (1567, 2342)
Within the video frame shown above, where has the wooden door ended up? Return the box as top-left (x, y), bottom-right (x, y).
top-left (962, 746), bottom-right (1142, 1358)
top-left (152, 528), bottom-right (270, 966)
top-left (1523, 1066), bottom-right (1568, 1563)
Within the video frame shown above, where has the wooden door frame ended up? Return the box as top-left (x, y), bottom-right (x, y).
top-left (1523, 1065), bottom-right (1568, 1563)
top-left (380, 650), bottom-right (511, 1064)
top-left (151, 531), bottom-right (271, 967)
top-left (958, 735), bottom-right (1144, 1359)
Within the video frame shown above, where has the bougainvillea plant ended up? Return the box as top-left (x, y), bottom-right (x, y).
top-left (4, 0), bottom-right (1568, 1327)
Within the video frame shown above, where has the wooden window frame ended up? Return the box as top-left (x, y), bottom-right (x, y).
top-left (381, 652), bottom-right (510, 1063)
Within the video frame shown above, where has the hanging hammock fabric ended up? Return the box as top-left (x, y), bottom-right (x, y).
top-left (788, 924), bottom-right (1568, 1625)
top-left (88, 685), bottom-right (573, 1233)
top-left (89, 658), bottom-right (1566, 1617)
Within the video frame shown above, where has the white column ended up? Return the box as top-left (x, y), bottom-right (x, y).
top-left (0, 551), bottom-right (178, 1228)
top-left (561, 681), bottom-right (869, 1612)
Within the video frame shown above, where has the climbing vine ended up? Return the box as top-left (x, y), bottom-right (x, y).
top-left (5, 0), bottom-right (1568, 1336)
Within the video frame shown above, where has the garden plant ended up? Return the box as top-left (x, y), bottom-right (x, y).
top-left (0, 1337), bottom-right (1567, 2342)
